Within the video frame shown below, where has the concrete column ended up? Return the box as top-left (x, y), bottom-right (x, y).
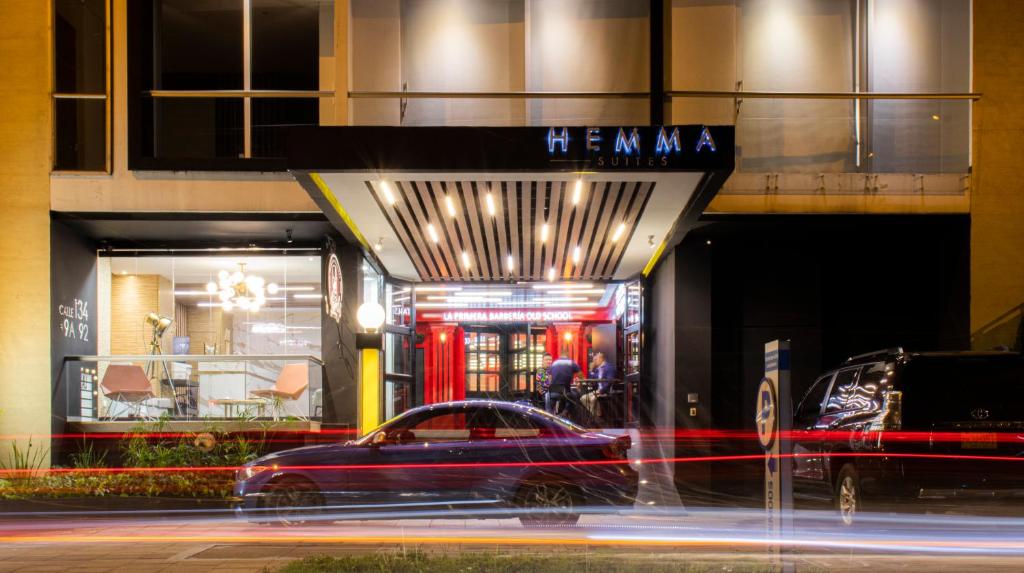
top-left (971, 1), bottom-right (1024, 348)
top-left (0, 1), bottom-right (52, 463)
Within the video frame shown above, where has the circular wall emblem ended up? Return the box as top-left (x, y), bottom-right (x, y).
top-left (755, 377), bottom-right (778, 449)
top-left (326, 253), bottom-right (343, 322)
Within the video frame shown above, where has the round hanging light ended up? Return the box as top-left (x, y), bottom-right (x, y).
top-left (205, 262), bottom-right (278, 313)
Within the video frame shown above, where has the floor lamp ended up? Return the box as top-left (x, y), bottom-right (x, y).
top-left (144, 312), bottom-right (180, 415)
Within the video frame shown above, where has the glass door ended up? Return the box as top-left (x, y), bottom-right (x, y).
top-left (464, 328), bottom-right (503, 399)
top-left (508, 326), bottom-right (547, 402)
top-left (384, 279), bottom-right (415, 419)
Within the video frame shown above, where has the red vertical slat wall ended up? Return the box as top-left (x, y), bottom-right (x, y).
top-left (417, 325), bottom-right (466, 404)
top-left (453, 326), bottom-right (466, 401)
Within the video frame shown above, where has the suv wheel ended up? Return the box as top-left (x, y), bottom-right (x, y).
top-left (835, 464), bottom-right (861, 526)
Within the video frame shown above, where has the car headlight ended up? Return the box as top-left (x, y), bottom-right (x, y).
top-left (238, 465), bottom-right (271, 480)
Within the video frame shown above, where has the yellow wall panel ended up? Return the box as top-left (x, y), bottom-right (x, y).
top-left (0, 1), bottom-right (52, 462)
top-left (971, 0), bottom-right (1024, 343)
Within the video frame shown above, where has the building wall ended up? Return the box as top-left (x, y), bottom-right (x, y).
top-left (970, 0), bottom-right (1024, 346)
top-left (0, 1), bottom-right (52, 462)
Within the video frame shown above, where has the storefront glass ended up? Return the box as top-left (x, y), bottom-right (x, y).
top-left (92, 252), bottom-right (322, 420)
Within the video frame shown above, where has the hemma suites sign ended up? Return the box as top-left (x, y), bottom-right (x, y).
top-left (546, 125), bottom-right (718, 168)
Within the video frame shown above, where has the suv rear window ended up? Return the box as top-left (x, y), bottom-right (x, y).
top-left (901, 355), bottom-right (1024, 427)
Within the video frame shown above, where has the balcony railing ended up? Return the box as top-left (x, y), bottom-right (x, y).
top-left (140, 89), bottom-right (979, 178)
top-left (62, 354), bottom-right (324, 423)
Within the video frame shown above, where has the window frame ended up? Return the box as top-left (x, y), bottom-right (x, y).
top-left (52, 0), bottom-right (112, 174)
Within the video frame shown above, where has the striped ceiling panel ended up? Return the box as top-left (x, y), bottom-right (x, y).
top-left (369, 180), bottom-right (654, 282)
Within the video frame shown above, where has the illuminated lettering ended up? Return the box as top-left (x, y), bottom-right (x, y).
top-left (440, 310), bottom-right (574, 322)
top-left (614, 127), bottom-right (641, 156)
top-left (654, 127), bottom-right (682, 155)
top-left (586, 127), bottom-right (602, 152)
top-left (547, 127), bottom-right (569, 154)
top-left (695, 126), bottom-right (717, 153)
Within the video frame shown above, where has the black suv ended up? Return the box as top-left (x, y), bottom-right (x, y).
top-left (792, 348), bottom-right (1024, 524)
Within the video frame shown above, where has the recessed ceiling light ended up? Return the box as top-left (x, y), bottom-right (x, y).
top-left (506, 255), bottom-right (514, 272)
top-left (547, 267), bottom-right (556, 282)
top-left (572, 246), bottom-right (581, 264)
top-left (426, 223), bottom-right (440, 243)
top-left (541, 223), bottom-right (549, 242)
top-left (485, 192), bottom-right (497, 216)
top-left (461, 251), bottom-right (472, 269)
top-left (445, 195), bottom-right (457, 217)
top-left (611, 223), bottom-right (626, 242)
top-left (573, 179), bottom-right (583, 205)
top-left (380, 180), bottom-right (397, 205)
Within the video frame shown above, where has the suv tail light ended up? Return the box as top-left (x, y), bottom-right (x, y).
top-left (602, 435), bottom-right (632, 460)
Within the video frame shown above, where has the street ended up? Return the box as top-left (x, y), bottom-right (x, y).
top-left (3, 506), bottom-right (1024, 572)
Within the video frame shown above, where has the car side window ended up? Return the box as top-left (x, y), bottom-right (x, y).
top-left (796, 374), bottom-right (833, 426)
top-left (848, 362), bottom-right (890, 414)
top-left (404, 410), bottom-right (469, 443)
top-left (823, 367), bottom-right (860, 413)
top-left (492, 408), bottom-right (546, 439)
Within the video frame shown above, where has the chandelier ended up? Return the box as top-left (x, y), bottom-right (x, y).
top-left (205, 263), bottom-right (279, 312)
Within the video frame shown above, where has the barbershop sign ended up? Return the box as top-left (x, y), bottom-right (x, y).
top-left (441, 310), bottom-right (574, 322)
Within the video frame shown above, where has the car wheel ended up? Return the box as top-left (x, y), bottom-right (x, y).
top-left (517, 482), bottom-right (581, 528)
top-left (263, 476), bottom-right (323, 527)
top-left (835, 464), bottom-right (861, 526)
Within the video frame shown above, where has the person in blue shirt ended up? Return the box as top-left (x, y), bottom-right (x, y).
top-left (544, 354), bottom-right (581, 416)
top-left (581, 352), bottom-right (616, 422)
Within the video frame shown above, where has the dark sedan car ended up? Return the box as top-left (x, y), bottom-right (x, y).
top-left (234, 400), bottom-right (638, 525)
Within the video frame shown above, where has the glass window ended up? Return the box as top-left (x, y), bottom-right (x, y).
top-left (796, 374), bottom-right (833, 425)
top-left (53, 0), bottom-right (107, 171)
top-left (866, 0), bottom-right (970, 173)
top-left (847, 362), bottom-right (890, 413)
top-left (54, 0), bottom-right (106, 94)
top-left (385, 332), bottom-right (412, 375)
top-left (386, 283), bottom-right (413, 326)
top-left (54, 98), bottom-right (106, 171)
top-left (252, 0), bottom-right (322, 91)
top-left (384, 379), bottom-right (410, 420)
top-left (156, 0), bottom-right (243, 90)
top-left (252, 98), bottom-right (319, 158)
top-left (150, 98), bottom-right (244, 159)
top-left (362, 259), bottom-right (382, 306)
top-left (147, 0), bottom-right (329, 161)
top-left (101, 253), bottom-right (322, 420)
top-left (736, 0), bottom-right (856, 173)
top-left (823, 368), bottom-right (860, 414)
top-left (350, 0), bottom-right (648, 126)
top-left (625, 282), bottom-right (641, 327)
top-left (402, 410), bottom-right (468, 443)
